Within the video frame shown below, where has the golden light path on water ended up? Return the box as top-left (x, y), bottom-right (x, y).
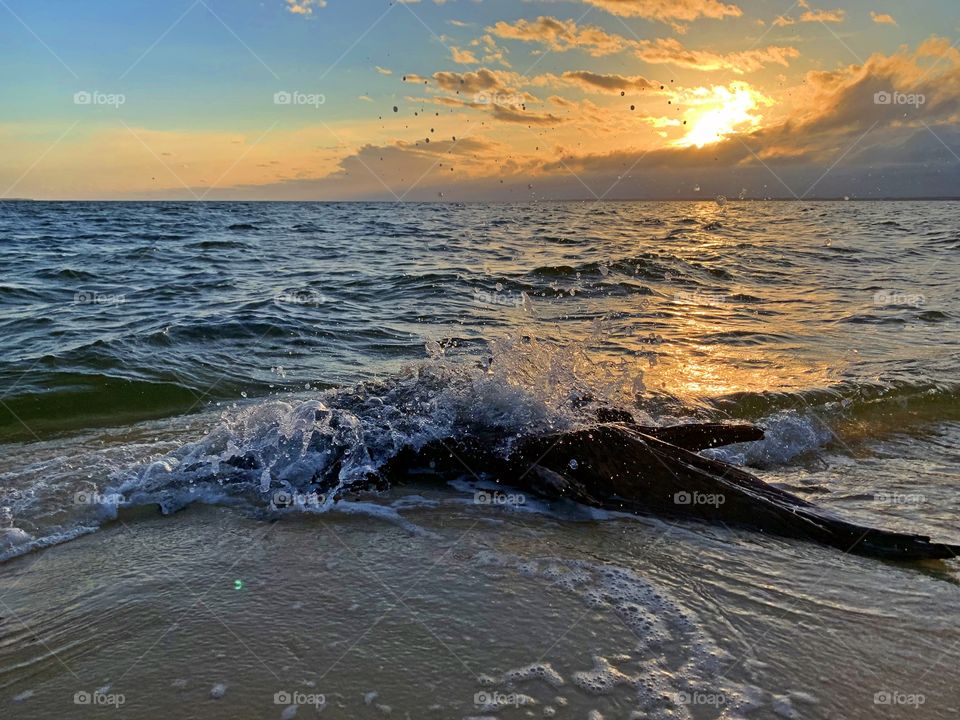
top-left (510, 200), bottom-right (846, 408)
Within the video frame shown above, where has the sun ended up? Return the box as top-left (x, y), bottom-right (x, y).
top-left (677, 83), bottom-right (768, 148)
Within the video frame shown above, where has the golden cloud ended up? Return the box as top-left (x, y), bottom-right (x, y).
top-left (568, 0), bottom-right (742, 22)
top-left (488, 16), bottom-right (628, 56)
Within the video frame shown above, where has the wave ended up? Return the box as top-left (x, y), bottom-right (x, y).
top-left (0, 373), bottom-right (208, 442)
top-left (34, 268), bottom-right (99, 282)
top-left (2, 333), bottom-right (958, 562)
top-left (0, 334), bottom-right (628, 558)
top-left (709, 379), bottom-right (960, 423)
top-left (186, 239), bottom-right (251, 250)
top-left (527, 256), bottom-right (673, 282)
top-left (704, 379), bottom-right (960, 465)
top-left (0, 285), bottom-right (49, 302)
top-left (107, 357), bottom-right (577, 516)
top-left (0, 525), bottom-right (99, 564)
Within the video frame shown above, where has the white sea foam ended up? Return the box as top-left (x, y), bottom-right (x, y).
top-left (0, 524), bottom-right (99, 563)
top-left (12, 689), bottom-right (34, 703)
top-left (705, 410), bottom-right (833, 468)
top-left (502, 663), bottom-right (565, 688)
top-left (471, 551), bottom-right (797, 719)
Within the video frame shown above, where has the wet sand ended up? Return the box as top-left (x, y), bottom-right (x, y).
top-left (3, 497), bottom-right (958, 719)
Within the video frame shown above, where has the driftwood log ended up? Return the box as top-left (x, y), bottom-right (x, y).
top-left (384, 420), bottom-right (959, 562)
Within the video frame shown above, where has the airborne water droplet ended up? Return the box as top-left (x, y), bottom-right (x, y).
top-left (521, 292), bottom-right (534, 314)
top-left (425, 340), bottom-right (444, 358)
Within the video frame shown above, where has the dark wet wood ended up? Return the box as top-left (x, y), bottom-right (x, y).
top-left (384, 422), bottom-right (959, 562)
top-left (636, 423), bottom-right (766, 451)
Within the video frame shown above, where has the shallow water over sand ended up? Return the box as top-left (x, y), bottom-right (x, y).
top-left (2, 502), bottom-right (958, 719)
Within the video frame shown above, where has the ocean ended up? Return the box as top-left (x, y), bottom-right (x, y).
top-left (1, 200), bottom-right (958, 719)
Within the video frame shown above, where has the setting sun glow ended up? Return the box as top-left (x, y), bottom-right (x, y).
top-left (678, 84), bottom-right (767, 148)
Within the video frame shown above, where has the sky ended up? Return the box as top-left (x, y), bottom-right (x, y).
top-left (1, 0), bottom-right (958, 200)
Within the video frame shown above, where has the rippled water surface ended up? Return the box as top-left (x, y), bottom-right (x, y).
top-left (0, 201), bottom-right (958, 719)
top-left (1, 201), bottom-right (956, 434)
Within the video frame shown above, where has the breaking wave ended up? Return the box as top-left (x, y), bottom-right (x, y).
top-left (2, 333), bottom-right (958, 563)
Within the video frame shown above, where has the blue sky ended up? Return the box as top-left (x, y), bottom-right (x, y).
top-left (1, 0), bottom-right (958, 199)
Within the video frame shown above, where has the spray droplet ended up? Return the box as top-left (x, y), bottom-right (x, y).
top-left (425, 340), bottom-right (444, 358)
top-left (521, 292), bottom-right (534, 314)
